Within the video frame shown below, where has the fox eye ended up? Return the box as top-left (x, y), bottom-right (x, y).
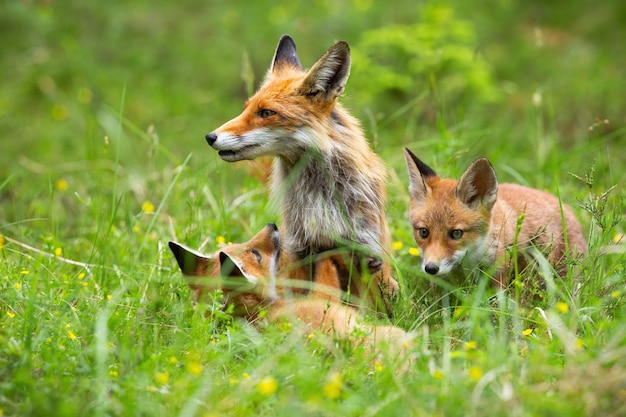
top-left (251, 248), bottom-right (262, 263)
top-left (257, 109), bottom-right (276, 119)
top-left (449, 229), bottom-right (464, 240)
top-left (417, 227), bottom-right (430, 239)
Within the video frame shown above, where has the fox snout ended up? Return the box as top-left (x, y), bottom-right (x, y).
top-left (423, 262), bottom-right (440, 275)
top-left (420, 256), bottom-right (460, 277)
top-left (205, 132), bottom-right (217, 146)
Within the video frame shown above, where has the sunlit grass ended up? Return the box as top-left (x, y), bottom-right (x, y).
top-left (0, 1), bottom-right (625, 416)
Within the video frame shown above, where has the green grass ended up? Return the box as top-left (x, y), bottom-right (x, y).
top-left (1, 1), bottom-right (625, 416)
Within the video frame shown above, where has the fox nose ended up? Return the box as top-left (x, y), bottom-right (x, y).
top-left (206, 132), bottom-right (217, 146)
top-left (424, 263), bottom-right (439, 275)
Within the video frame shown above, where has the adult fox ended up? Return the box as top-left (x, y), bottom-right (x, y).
top-left (205, 35), bottom-right (397, 313)
top-left (404, 148), bottom-right (587, 287)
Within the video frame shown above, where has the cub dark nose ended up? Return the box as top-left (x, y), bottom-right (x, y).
top-left (205, 132), bottom-right (217, 146)
top-left (424, 263), bottom-right (439, 275)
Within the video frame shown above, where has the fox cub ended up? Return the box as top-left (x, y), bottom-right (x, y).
top-left (168, 223), bottom-right (411, 355)
top-left (404, 148), bottom-right (587, 287)
top-left (205, 35), bottom-right (397, 314)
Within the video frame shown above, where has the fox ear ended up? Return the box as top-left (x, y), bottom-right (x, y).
top-left (299, 40), bottom-right (351, 103)
top-left (271, 34), bottom-right (302, 73)
top-left (456, 158), bottom-right (498, 210)
top-left (404, 148), bottom-right (437, 203)
top-left (219, 251), bottom-right (259, 289)
top-left (168, 241), bottom-right (214, 276)
top-left (219, 251), bottom-right (244, 277)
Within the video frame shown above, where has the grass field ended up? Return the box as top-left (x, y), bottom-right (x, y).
top-left (1, 1), bottom-right (625, 416)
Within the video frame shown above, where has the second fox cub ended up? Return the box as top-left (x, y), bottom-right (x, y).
top-left (168, 224), bottom-right (411, 356)
top-left (205, 35), bottom-right (397, 313)
top-left (404, 148), bottom-right (587, 286)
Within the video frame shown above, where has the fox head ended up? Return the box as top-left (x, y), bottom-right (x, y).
top-left (205, 34), bottom-right (352, 162)
top-left (168, 223), bottom-right (281, 315)
top-left (404, 148), bottom-right (498, 278)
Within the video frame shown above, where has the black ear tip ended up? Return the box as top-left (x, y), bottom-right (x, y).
top-left (219, 251), bottom-right (228, 264)
top-left (168, 241), bottom-right (181, 258)
top-left (267, 222), bottom-right (278, 231)
top-left (168, 241), bottom-right (185, 271)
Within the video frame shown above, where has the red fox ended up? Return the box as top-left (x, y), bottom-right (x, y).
top-left (404, 148), bottom-right (587, 287)
top-left (168, 223), bottom-right (411, 357)
top-left (204, 35), bottom-right (398, 314)
top-left (168, 223), bottom-right (342, 313)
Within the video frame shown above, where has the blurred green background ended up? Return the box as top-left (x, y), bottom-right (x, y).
top-left (1, 2), bottom-right (625, 415)
top-left (1, 0), bottom-right (624, 242)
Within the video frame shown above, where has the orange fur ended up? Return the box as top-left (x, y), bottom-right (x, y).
top-left (404, 148), bottom-right (587, 287)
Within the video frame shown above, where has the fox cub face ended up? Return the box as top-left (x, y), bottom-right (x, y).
top-left (206, 34), bottom-right (351, 162)
top-left (168, 223), bottom-right (281, 315)
top-left (404, 148), bottom-right (497, 277)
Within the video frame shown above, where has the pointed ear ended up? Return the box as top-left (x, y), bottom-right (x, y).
top-left (219, 251), bottom-right (244, 277)
top-left (271, 34), bottom-right (302, 73)
top-left (456, 158), bottom-right (498, 210)
top-left (299, 40), bottom-right (351, 102)
top-left (168, 241), bottom-right (214, 276)
top-left (404, 148), bottom-right (437, 203)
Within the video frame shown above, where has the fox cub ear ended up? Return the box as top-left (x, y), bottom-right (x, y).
top-left (271, 34), bottom-right (302, 73)
top-left (299, 40), bottom-right (351, 103)
top-left (404, 148), bottom-right (437, 203)
top-left (456, 158), bottom-right (498, 210)
top-left (168, 241), bottom-right (214, 276)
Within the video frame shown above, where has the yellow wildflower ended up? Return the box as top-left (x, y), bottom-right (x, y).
top-left (556, 302), bottom-right (569, 314)
top-left (55, 179), bottom-right (68, 191)
top-left (522, 328), bottom-right (533, 336)
top-left (168, 356), bottom-right (179, 364)
top-left (322, 372), bottom-right (342, 399)
top-left (392, 241), bottom-right (403, 251)
top-left (6, 311), bottom-right (15, 318)
top-left (54, 247), bottom-right (62, 256)
top-left (216, 235), bottom-right (226, 245)
top-left (0, 235), bottom-right (4, 250)
top-left (68, 331), bottom-right (77, 340)
top-left (464, 340), bottom-right (478, 350)
top-left (141, 201), bottom-right (155, 214)
top-left (256, 376), bottom-right (278, 396)
top-left (109, 370), bottom-right (119, 378)
top-left (187, 361), bottom-right (203, 376)
top-left (613, 233), bottom-right (624, 243)
top-left (432, 369), bottom-right (444, 380)
top-left (20, 270), bottom-right (30, 275)
top-left (13, 283), bottom-right (21, 290)
top-left (573, 338), bottom-right (584, 351)
top-left (154, 371), bottom-right (170, 385)
top-left (408, 247), bottom-right (420, 256)
top-left (611, 290), bottom-right (621, 299)
top-left (468, 366), bottom-right (483, 382)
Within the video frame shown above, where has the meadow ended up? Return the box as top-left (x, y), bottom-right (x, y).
top-left (1, 1), bottom-right (625, 416)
